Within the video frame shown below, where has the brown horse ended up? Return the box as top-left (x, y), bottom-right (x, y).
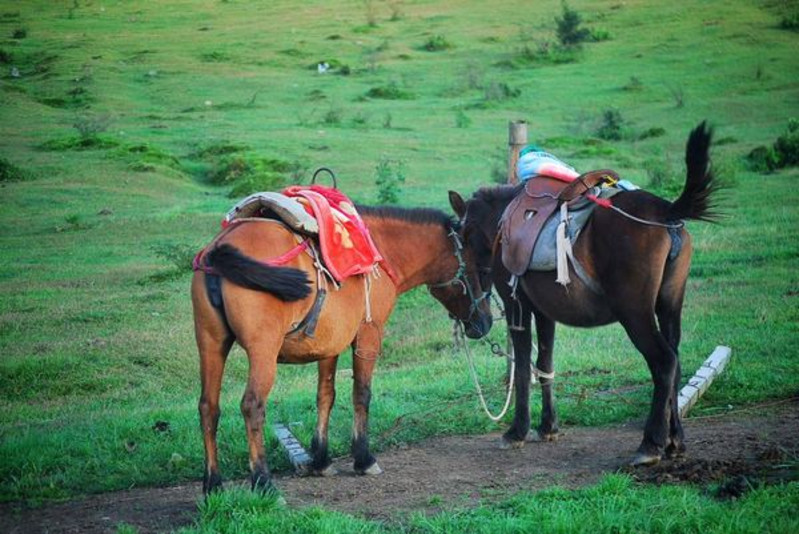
top-left (191, 202), bottom-right (492, 494)
top-left (450, 122), bottom-right (718, 465)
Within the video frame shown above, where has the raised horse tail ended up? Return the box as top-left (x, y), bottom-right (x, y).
top-left (205, 244), bottom-right (312, 302)
top-left (668, 121), bottom-right (720, 223)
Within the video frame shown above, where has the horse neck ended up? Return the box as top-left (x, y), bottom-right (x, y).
top-left (364, 216), bottom-right (457, 294)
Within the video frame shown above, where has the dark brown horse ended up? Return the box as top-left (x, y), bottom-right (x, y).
top-left (450, 122), bottom-right (718, 465)
top-left (191, 203), bottom-right (491, 494)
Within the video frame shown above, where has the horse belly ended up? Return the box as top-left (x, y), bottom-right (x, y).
top-left (278, 301), bottom-right (364, 363)
top-left (521, 272), bottom-right (615, 327)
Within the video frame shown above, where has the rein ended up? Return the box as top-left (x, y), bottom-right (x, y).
top-left (429, 228), bottom-right (490, 316)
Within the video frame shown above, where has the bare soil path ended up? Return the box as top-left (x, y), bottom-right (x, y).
top-left (2, 399), bottom-right (797, 534)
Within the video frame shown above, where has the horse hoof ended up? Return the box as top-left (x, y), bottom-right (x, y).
top-left (499, 437), bottom-right (525, 450)
top-left (526, 430), bottom-right (559, 443)
top-left (665, 443), bottom-right (686, 459)
top-left (314, 465), bottom-right (338, 477)
top-left (630, 452), bottom-right (661, 466)
top-left (359, 462), bottom-right (383, 476)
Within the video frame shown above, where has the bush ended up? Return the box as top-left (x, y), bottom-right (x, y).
top-left (365, 82), bottom-right (414, 100)
top-left (747, 119), bottom-right (799, 172)
top-left (595, 109), bottom-right (625, 141)
top-left (38, 135), bottom-right (120, 151)
top-left (638, 127), bottom-right (666, 140)
top-left (375, 157), bottom-right (406, 204)
top-left (555, 3), bottom-right (590, 46)
top-left (0, 156), bottom-right (32, 182)
top-left (421, 35), bottom-right (453, 52)
top-left (11, 27), bottom-right (27, 39)
top-left (455, 108), bottom-right (472, 129)
top-left (644, 157), bottom-right (682, 197)
top-left (151, 243), bottom-right (197, 273)
top-left (73, 112), bottom-right (112, 140)
top-left (779, 13), bottom-right (799, 31)
top-left (0, 48), bottom-right (12, 64)
top-left (515, 41), bottom-right (579, 66)
top-left (208, 153), bottom-right (301, 197)
top-left (483, 81), bottom-right (521, 101)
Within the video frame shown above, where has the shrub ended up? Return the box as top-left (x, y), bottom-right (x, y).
top-left (747, 119), bottom-right (799, 172)
top-left (622, 76), bottom-right (644, 92)
top-left (421, 35), bottom-right (453, 52)
top-left (365, 82), bottom-right (414, 100)
top-left (595, 109), bottom-right (624, 141)
top-left (113, 143), bottom-right (182, 170)
top-left (151, 243), bottom-right (197, 273)
top-left (455, 108), bottom-right (472, 129)
top-left (515, 41), bottom-right (579, 66)
top-left (483, 82), bottom-right (520, 101)
top-left (191, 142), bottom-right (249, 159)
top-left (779, 13), bottom-right (799, 31)
top-left (773, 118), bottom-right (799, 166)
top-left (11, 28), bottom-right (27, 39)
top-left (555, 3), bottom-right (590, 46)
top-left (644, 157), bottom-right (681, 196)
top-left (73, 112), bottom-right (112, 140)
top-left (38, 135), bottom-right (120, 151)
top-left (322, 108), bottom-right (343, 125)
top-left (0, 156), bottom-right (32, 182)
top-left (638, 127), bottom-right (666, 140)
top-left (375, 157), bottom-right (406, 204)
top-left (207, 153), bottom-right (301, 197)
top-left (590, 28), bottom-right (612, 41)
top-left (0, 48), bottom-right (12, 64)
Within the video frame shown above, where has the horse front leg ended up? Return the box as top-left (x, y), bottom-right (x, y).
top-left (310, 356), bottom-right (339, 476)
top-left (530, 311), bottom-right (559, 442)
top-left (240, 341), bottom-right (279, 493)
top-left (351, 322), bottom-right (383, 475)
top-left (501, 299), bottom-right (533, 448)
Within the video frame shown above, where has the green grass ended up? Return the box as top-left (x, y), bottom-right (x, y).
top-left (175, 475), bottom-right (799, 533)
top-left (0, 0), bottom-right (798, 530)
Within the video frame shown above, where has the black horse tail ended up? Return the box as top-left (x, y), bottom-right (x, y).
top-left (205, 244), bottom-right (312, 302)
top-left (668, 121), bottom-right (720, 223)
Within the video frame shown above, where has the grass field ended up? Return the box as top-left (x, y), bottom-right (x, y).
top-left (1, 0), bottom-right (798, 531)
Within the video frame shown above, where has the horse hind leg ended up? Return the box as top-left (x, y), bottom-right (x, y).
top-left (309, 357), bottom-right (339, 476)
top-left (194, 277), bottom-right (234, 495)
top-left (619, 313), bottom-right (678, 466)
top-left (656, 270), bottom-right (689, 458)
top-left (239, 341), bottom-right (280, 493)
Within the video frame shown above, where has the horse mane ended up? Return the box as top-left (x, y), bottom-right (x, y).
top-left (356, 204), bottom-right (458, 230)
top-left (470, 184), bottom-right (523, 205)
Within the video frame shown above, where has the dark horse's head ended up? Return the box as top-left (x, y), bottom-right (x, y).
top-left (424, 194), bottom-right (495, 339)
top-left (446, 186), bottom-right (518, 292)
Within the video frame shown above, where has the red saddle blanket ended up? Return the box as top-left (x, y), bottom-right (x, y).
top-left (282, 185), bottom-right (384, 282)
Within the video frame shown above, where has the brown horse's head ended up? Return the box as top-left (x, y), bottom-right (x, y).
top-left (424, 195), bottom-right (495, 339)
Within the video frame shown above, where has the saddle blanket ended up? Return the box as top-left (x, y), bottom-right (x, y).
top-left (282, 185), bottom-right (384, 282)
top-left (221, 186), bottom-right (384, 283)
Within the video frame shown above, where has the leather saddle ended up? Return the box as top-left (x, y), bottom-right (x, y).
top-left (500, 170), bottom-right (619, 276)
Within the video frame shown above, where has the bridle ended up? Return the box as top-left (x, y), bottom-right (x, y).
top-left (429, 224), bottom-right (491, 320)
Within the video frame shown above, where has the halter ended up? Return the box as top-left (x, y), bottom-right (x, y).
top-left (429, 226), bottom-right (490, 317)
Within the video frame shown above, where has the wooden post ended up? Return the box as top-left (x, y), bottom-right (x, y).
top-left (506, 120), bottom-right (528, 383)
top-left (508, 120), bottom-right (528, 185)
top-left (677, 346), bottom-right (732, 417)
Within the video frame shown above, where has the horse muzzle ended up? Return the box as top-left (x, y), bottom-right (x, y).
top-left (463, 311), bottom-right (492, 339)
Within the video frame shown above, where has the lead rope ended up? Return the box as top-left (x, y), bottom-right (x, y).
top-left (453, 320), bottom-right (515, 422)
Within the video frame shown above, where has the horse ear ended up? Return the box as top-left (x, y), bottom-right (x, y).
top-left (449, 191), bottom-right (467, 219)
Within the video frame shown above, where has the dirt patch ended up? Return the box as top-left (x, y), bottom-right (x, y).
top-left (1, 400), bottom-right (797, 534)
